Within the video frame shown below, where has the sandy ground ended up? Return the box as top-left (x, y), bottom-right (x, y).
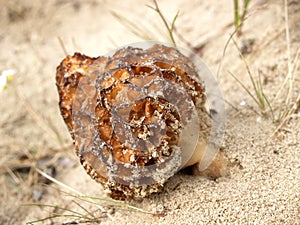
top-left (0, 0), bottom-right (299, 224)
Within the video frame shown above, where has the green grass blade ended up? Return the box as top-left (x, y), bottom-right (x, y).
top-left (171, 11), bottom-right (179, 34)
top-left (146, 0), bottom-right (177, 46)
top-left (241, 0), bottom-right (251, 21)
top-left (233, 0), bottom-right (240, 32)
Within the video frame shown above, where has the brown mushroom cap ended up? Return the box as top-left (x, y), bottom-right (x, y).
top-left (56, 44), bottom-right (212, 199)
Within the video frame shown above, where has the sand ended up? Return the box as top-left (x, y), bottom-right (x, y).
top-left (0, 0), bottom-right (299, 224)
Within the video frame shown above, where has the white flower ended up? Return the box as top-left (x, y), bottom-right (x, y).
top-left (0, 69), bottom-right (15, 92)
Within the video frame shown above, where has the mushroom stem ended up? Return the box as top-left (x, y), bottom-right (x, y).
top-left (193, 149), bottom-right (228, 179)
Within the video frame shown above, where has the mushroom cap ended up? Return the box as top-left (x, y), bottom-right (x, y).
top-left (56, 44), bottom-right (212, 199)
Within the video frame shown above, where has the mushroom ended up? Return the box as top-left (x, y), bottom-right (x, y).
top-left (56, 44), bottom-right (227, 200)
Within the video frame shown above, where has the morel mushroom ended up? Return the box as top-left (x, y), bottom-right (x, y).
top-left (56, 44), bottom-right (226, 200)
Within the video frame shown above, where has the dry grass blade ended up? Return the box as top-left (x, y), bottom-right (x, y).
top-left (274, 47), bottom-right (299, 105)
top-left (270, 93), bottom-right (300, 138)
top-left (72, 200), bottom-right (97, 219)
top-left (216, 29), bottom-right (238, 78)
top-left (35, 169), bottom-right (112, 220)
top-left (25, 203), bottom-right (93, 223)
top-left (217, 2), bottom-right (269, 78)
top-left (14, 88), bottom-right (63, 146)
top-left (66, 194), bottom-right (166, 217)
top-left (58, 36), bottom-right (68, 56)
top-left (273, 0), bottom-right (293, 103)
top-left (29, 168), bottom-right (165, 224)
top-left (271, 0), bottom-right (299, 128)
top-left (228, 71), bottom-right (259, 107)
top-left (4, 166), bottom-right (22, 185)
top-left (284, 0), bottom-right (292, 107)
top-left (247, 13), bottom-right (300, 64)
top-left (27, 215), bottom-right (102, 225)
top-left (109, 0), bottom-right (185, 52)
top-left (110, 11), bottom-right (154, 41)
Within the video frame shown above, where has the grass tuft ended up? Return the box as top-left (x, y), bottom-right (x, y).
top-left (111, 0), bottom-right (179, 46)
top-left (233, 0), bottom-right (251, 36)
top-left (229, 38), bottom-right (275, 120)
top-left (226, 0), bottom-right (299, 136)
